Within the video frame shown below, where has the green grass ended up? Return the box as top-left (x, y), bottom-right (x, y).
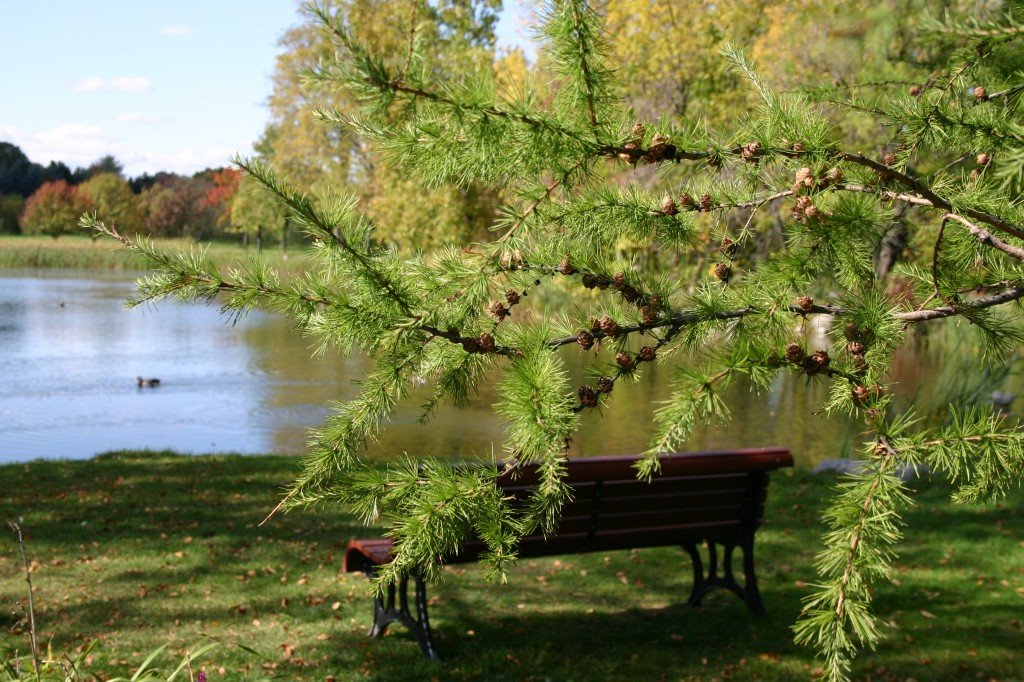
top-left (1, 452), bottom-right (1021, 681)
top-left (0, 235), bottom-right (309, 273)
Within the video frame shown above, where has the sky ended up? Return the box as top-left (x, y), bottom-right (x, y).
top-left (0, 1), bottom-right (533, 178)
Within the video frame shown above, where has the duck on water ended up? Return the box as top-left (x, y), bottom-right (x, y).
top-left (137, 376), bottom-right (161, 388)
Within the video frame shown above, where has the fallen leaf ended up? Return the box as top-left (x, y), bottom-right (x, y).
top-left (920, 610), bottom-right (936, 619)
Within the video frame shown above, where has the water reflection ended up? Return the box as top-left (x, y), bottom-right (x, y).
top-left (0, 270), bottom-right (1009, 466)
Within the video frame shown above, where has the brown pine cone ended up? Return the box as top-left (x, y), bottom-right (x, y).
top-left (619, 141), bottom-right (642, 164)
top-left (883, 152), bottom-right (896, 167)
top-left (598, 315), bottom-right (619, 337)
top-left (478, 332), bottom-right (496, 352)
top-left (641, 305), bottom-right (658, 323)
top-left (581, 273), bottom-right (598, 289)
top-left (825, 167), bottom-right (843, 185)
top-left (785, 343), bottom-right (805, 363)
top-left (847, 341), bottom-right (865, 355)
top-left (644, 134), bottom-right (671, 164)
top-left (577, 330), bottom-right (595, 350)
top-left (796, 296), bottom-right (814, 312)
top-left (974, 86), bottom-right (986, 100)
top-left (595, 274), bottom-right (612, 290)
top-left (977, 153), bottom-right (991, 166)
top-left (577, 385), bottom-right (599, 408)
top-left (852, 385), bottom-right (870, 405)
top-left (461, 337), bottom-right (480, 353)
top-left (559, 255), bottom-right (575, 276)
top-left (639, 346), bottom-right (657, 362)
top-left (596, 376), bottom-right (614, 394)
top-left (699, 193), bottom-right (713, 212)
top-left (660, 194), bottom-right (678, 216)
top-left (843, 322), bottom-right (860, 341)
top-left (622, 286), bottom-right (641, 304)
top-left (613, 272), bottom-right (627, 290)
top-left (487, 300), bottom-right (509, 320)
top-left (630, 122), bottom-right (646, 141)
top-left (616, 351), bottom-right (635, 369)
top-left (505, 289), bottom-right (521, 306)
top-left (713, 262), bottom-right (731, 282)
top-left (792, 142), bottom-right (806, 153)
top-left (909, 85), bottom-right (922, 96)
top-left (804, 349), bottom-right (830, 374)
top-left (741, 141), bottom-right (763, 163)
top-left (679, 192), bottom-right (696, 209)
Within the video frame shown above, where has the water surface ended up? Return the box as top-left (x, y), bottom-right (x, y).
top-left (2, 269), bottom-right (994, 466)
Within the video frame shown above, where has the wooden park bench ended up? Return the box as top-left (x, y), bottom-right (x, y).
top-left (342, 447), bottom-right (794, 659)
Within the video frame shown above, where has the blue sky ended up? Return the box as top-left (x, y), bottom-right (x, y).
top-left (0, 1), bottom-right (533, 177)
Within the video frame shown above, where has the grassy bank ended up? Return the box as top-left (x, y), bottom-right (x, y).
top-left (0, 235), bottom-right (308, 273)
top-left (1, 452), bottom-right (1021, 681)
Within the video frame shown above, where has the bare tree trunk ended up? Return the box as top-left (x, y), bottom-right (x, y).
top-left (876, 204), bottom-right (910, 279)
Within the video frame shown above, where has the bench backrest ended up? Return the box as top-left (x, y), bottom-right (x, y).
top-left (457, 447), bottom-right (793, 560)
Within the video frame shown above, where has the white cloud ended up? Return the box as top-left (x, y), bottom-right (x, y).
top-left (0, 122), bottom-right (244, 176)
top-left (161, 24), bottom-right (194, 36)
top-left (72, 77), bottom-right (151, 93)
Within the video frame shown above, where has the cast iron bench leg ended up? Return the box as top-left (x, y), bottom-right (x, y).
top-left (365, 570), bottom-right (438, 660)
top-left (683, 538), bottom-right (764, 615)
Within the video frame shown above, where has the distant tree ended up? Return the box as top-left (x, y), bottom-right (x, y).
top-left (72, 155), bottom-right (124, 183)
top-left (0, 194), bottom-right (25, 234)
top-left (230, 174), bottom-right (288, 249)
top-left (21, 180), bottom-right (90, 238)
top-left (137, 175), bottom-right (217, 239)
top-left (0, 142), bottom-right (42, 197)
top-left (40, 160), bottom-right (72, 185)
top-left (200, 167), bottom-right (243, 230)
top-left (79, 172), bottom-right (141, 233)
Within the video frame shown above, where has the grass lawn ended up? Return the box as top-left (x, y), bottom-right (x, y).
top-left (0, 235), bottom-right (308, 273)
top-left (1, 451), bottom-right (1021, 681)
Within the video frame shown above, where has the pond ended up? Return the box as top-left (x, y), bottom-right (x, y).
top-left (0, 269), bottom-right (1005, 466)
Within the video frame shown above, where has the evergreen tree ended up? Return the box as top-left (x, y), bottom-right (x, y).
top-left (87, 2), bottom-right (1024, 678)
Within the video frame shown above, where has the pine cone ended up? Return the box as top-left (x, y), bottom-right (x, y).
top-left (699, 193), bottom-right (713, 212)
top-left (559, 255), bottom-right (575, 276)
top-left (741, 141), bottom-right (762, 163)
top-left (824, 167), bottom-right (843, 185)
top-left (852, 385), bottom-right (870, 405)
top-left (883, 152), bottom-right (896, 167)
top-left (977, 153), bottom-right (991, 167)
top-left (644, 134), bottom-right (671, 163)
top-left (598, 315), bottom-right (619, 337)
top-left (796, 296), bottom-right (814, 312)
top-left (792, 142), bottom-right (806, 153)
top-left (613, 272), bottom-right (627, 290)
top-left (630, 122), bottom-right (646, 141)
top-left (843, 322), bottom-right (860, 341)
top-left (791, 196), bottom-right (817, 223)
top-left (785, 342), bottom-right (805, 363)
top-left (597, 376), bottom-right (614, 394)
top-left (679, 192), bottom-right (696, 210)
top-left (577, 385), bottom-right (599, 408)
top-left (577, 329), bottom-right (595, 350)
top-left (660, 194), bottom-right (678, 216)
top-left (974, 86), bottom-right (986, 100)
top-left (595, 274), bottom-right (612, 290)
top-left (581, 273), bottom-right (598, 289)
top-left (622, 286), bottom-right (641, 304)
top-left (794, 167), bottom-right (814, 190)
top-left (804, 349), bottom-right (830, 374)
top-left (616, 351), bottom-right (635, 370)
top-left (909, 85), bottom-right (922, 96)
top-left (639, 346), bottom-right (657, 362)
top-left (619, 141), bottom-right (642, 164)
top-left (487, 300), bottom-right (509, 320)
top-left (478, 332), bottom-right (496, 352)
top-left (720, 237), bottom-right (736, 257)
top-left (713, 262), bottom-right (731, 282)
top-left (461, 337), bottom-right (480, 353)
top-left (641, 304), bottom-right (658, 323)
top-left (847, 341), bottom-right (865, 355)
top-left (505, 289), bottom-right (520, 306)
